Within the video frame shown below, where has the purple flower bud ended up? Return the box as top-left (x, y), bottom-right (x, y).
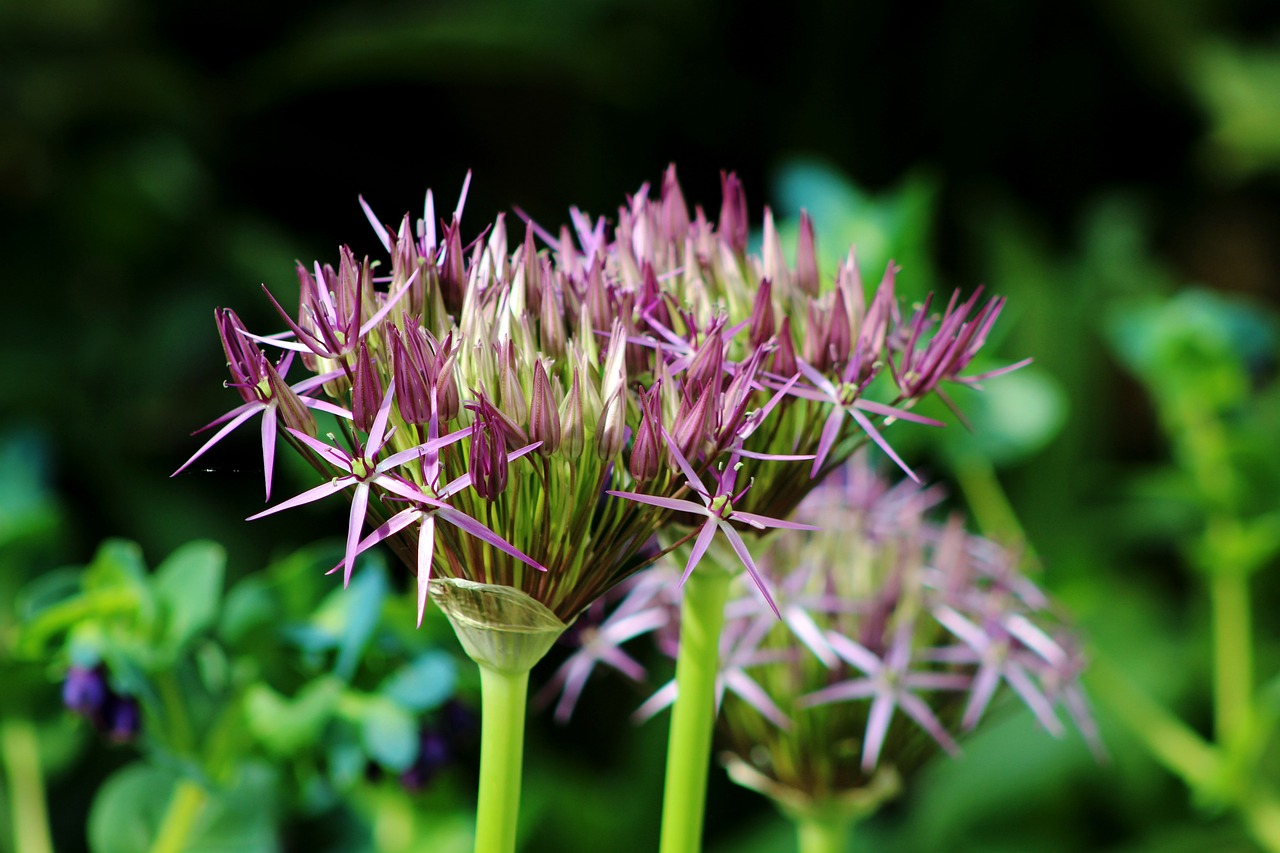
top-left (660, 164), bottom-right (690, 242)
top-left (671, 384), bottom-right (713, 463)
top-left (469, 410), bottom-right (508, 501)
top-left (439, 221), bottom-right (467, 315)
top-left (521, 223), bottom-right (543, 316)
top-left (629, 386), bottom-right (663, 483)
top-left (771, 316), bottom-right (798, 378)
top-left (803, 301), bottom-right (830, 373)
top-left (795, 210), bottom-right (820, 296)
top-left (748, 279), bottom-right (776, 349)
top-left (529, 361), bottom-right (562, 456)
top-left (826, 287), bottom-right (853, 367)
top-left (391, 326), bottom-right (434, 425)
top-left (538, 267), bottom-right (566, 359)
top-left (718, 172), bottom-right (749, 255)
top-left (63, 665), bottom-right (108, 718)
top-left (434, 341), bottom-right (461, 424)
top-left (498, 343), bottom-right (529, 427)
top-left (103, 694), bottom-right (141, 743)
top-left (559, 369), bottom-right (586, 459)
top-left (351, 339), bottom-right (384, 433)
top-left (594, 385), bottom-right (627, 461)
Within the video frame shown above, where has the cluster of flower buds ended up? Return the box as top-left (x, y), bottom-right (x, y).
top-left (178, 168), bottom-right (1024, 629)
top-left (545, 455), bottom-right (1097, 814)
top-left (62, 664), bottom-right (141, 743)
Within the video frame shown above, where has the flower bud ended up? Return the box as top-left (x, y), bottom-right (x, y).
top-left (772, 316), bottom-right (799, 378)
top-left (718, 171), bottom-right (749, 254)
top-left (558, 368), bottom-right (586, 459)
top-left (351, 339), bottom-right (384, 433)
top-left (826, 286), bottom-right (853, 367)
top-left (469, 411), bottom-right (508, 501)
top-left (748, 278), bottom-right (776, 349)
top-left (660, 164), bottom-right (690, 243)
top-left (538, 266), bottom-right (566, 359)
top-left (391, 327), bottom-right (432, 425)
top-left (762, 208), bottom-right (790, 293)
top-left (671, 384), bottom-right (713, 463)
top-left (497, 343), bottom-right (528, 428)
top-left (529, 361), bottom-right (562, 456)
top-left (264, 358), bottom-right (318, 437)
top-left (795, 210), bottom-right (820, 296)
top-left (629, 385), bottom-right (663, 482)
top-left (803, 301), bottom-right (830, 373)
top-left (594, 384), bottom-right (627, 461)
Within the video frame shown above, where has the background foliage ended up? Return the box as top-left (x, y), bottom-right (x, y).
top-left (3, 1), bottom-right (1280, 851)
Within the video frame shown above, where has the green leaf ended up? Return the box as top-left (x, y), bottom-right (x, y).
top-left (218, 575), bottom-right (277, 646)
top-left (359, 695), bottom-right (419, 772)
top-left (88, 762), bottom-right (280, 853)
top-left (83, 539), bottom-right (149, 593)
top-left (153, 541), bottom-right (225, 650)
top-left (380, 650), bottom-right (458, 712)
top-left (310, 554), bottom-right (388, 681)
top-left (244, 677), bottom-right (343, 757)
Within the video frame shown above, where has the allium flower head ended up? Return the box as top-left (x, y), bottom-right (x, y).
top-left (178, 168), bottom-right (1022, 632)
top-left (548, 455), bottom-right (1096, 818)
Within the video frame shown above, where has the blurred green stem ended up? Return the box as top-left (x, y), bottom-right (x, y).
top-left (1088, 655), bottom-right (1219, 788)
top-left (953, 450), bottom-right (1040, 569)
top-left (474, 664), bottom-right (528, 853)
top-left (795, 814), bottom-right (851, 853)
top-left (659, 564), bottom-right (732, 853)
top-left (149, 778), bottom-right (208, 853)
top-left (1210, 567), bottom-right (1252, 747)
top-left (1, 717), bottom-right (53, 853)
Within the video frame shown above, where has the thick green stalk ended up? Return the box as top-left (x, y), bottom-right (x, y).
top-left (1, 717), bottom-right (54, 853)
top-left (475, 665), bottom-right (529, 853)
top-left (795, 814), bottom-right (851, 853)
top-left (1210, 567), bottom-right (1252, 748)
top-left (659, 565), bottom-right (732, 853)
top-left (149, 778), bottom-right (208, 853)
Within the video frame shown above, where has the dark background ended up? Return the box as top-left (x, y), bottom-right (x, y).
top-left (4, 1), bottom-right (1280, 851)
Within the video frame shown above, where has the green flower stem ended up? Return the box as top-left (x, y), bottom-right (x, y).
top-left (474, 664), bottom-right (529, 853)
top-left (659, 564), bottom-right (732, 853)
top-left (1, 717), bottom-right (54, 853)
top-left (796, 814), bottom-right (852, 853)
top-left (1210, 567), bottom-right (1252, 748)
top-left (149, 778), bottom-right (208, 853)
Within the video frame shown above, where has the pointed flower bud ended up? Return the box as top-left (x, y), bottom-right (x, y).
top-left (469, 406), bottom-right (508, 501)
top-left (391, 326), bottom-right (433, 425)
top-left (264, 359), bottom-right (317, 437)
top-left (826, 286), bottom-right (853, 367)
top-left (718, 171), bottom-right (749, 254)
top-left (660, 164), bottom-right (691, 242)
top-left (629, 384), bottom-right (663, 482)
top-left (558, 367), bottom-right (586, 459)
top-left (749, 279), bottom-right (776, 349)
top-left (772, 316), bottom-right (799, 378)
top-left (529, 361), bottom-right (562, 456)
top-left (795, 210), bottom-right (820, 296)
top-left (352, 339), bottom-right (384, 433)
top-left (595, 383), bottom-right (627, 461)
top-left (498, 342), bottom-right (529, 427)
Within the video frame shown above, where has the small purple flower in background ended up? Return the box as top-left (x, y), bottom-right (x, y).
top-left (547, 453), bottom-right (1096, 816)
top-left (63, 663), bottom-right (141, 744)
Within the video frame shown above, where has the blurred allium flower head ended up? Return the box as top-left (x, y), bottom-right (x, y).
top-left (547, 455), bottom-right (1097, 819)
top-left (177, 168), bottom-right (1025, 636)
